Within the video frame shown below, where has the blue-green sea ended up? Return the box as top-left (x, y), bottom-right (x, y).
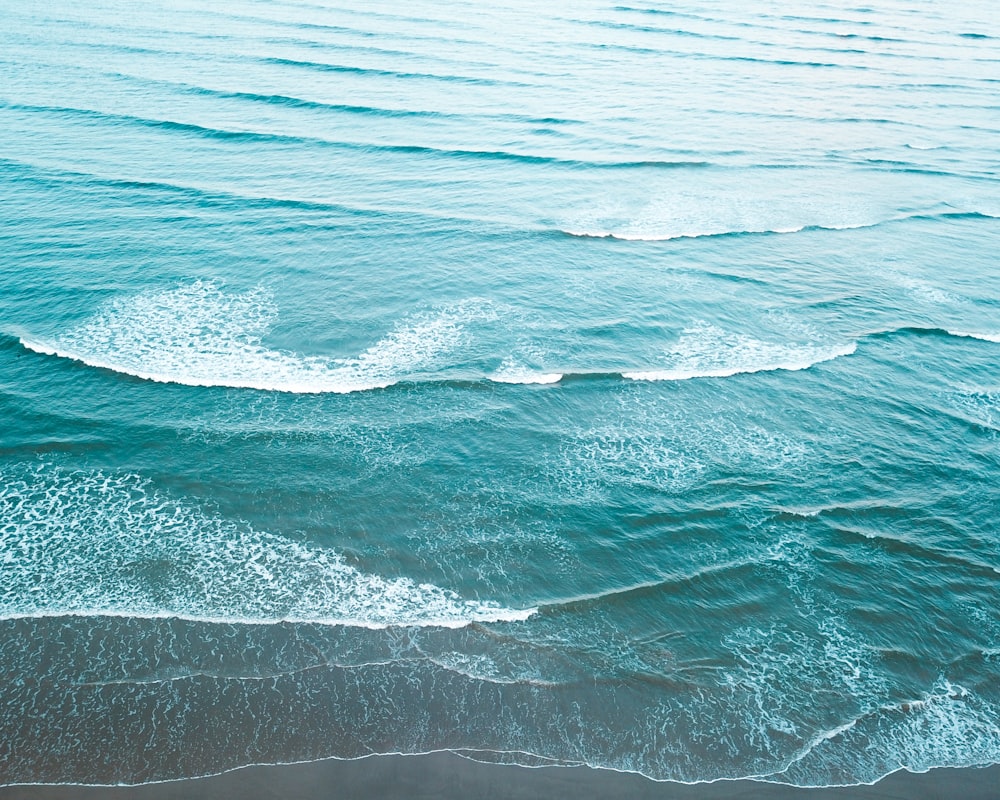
top-left (1, 0), bottom-right (998, 788)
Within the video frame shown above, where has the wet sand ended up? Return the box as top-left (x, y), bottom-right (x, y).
top-left (1, 753), bottom-right (996, 800)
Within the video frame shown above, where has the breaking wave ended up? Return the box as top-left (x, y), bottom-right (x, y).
top-left (623, 322), bottom-right (856, 381)
top-left (19, 289), bottom-right (1000, 394)
top-left (19, 282), bottom-right (479, 394)
top-left (948, 330), bottom-right (1000, 344)
top-left (0, 465), bottom-right (533, 628)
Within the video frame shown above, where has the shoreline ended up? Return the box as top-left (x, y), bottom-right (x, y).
top-left (1, 753), bottom-right (997, 800)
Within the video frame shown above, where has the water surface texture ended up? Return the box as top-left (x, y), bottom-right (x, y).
top-left (1, 0), bottom-right (999, 787)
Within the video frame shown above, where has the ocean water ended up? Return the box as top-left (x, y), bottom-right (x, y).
top-left (1, 0), bottom-right (998, 788)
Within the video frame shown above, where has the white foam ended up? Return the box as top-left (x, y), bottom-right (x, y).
top-left (947, 389), bottom-right (1000, 434)
top-left (551, 388), bottom-right (811, 508)
top-left (489, 347), bottom-right (563, 385)
top-left (0, 465), bottom-right (534, 628)
top-left (622, 322), bottom-right (856, 382)
top-left (20, 282), bottom-right (480, 393)
top-left (948, 330), bottom-right (1000, 343)
top-left (884, 269), bottom-right (966, 307)
top-left (490, 371), bottom-right (563, 385)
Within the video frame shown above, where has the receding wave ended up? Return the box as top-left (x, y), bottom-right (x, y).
top-left (770, 678), bottom-right (1000, 787)
top-left (19, 282), bottom-right (481, 393)
top-left (0, 465), bottom-right (532, 628)
top-left (623, 322), bottom-right (857, 382)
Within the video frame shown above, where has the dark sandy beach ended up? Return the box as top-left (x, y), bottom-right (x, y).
top-left (1, 754), bottom-right (996, 800)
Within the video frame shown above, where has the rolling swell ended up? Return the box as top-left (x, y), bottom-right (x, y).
top-left (131, 75), bottom-right (586, 126)
top-left (3, 102), bottom-right (711, 170)
top-left (0, 157), bottom-right (491, 226)
top-left (262, 56), bottom-right (524, 87)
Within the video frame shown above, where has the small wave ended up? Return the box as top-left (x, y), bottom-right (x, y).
top-left (560, 209), bottom-right (995, 243)
top-left (192, 87), bottom-right (454, 120)
top-left (0, 465), bottom-right (532, 629)
top-left (20, 282), bottom-right (482, 394)
top-left (948, 330), bottom-right (1000, 343)
top-left (623, 323), bottom-right (856, 382)
top-left (563, 221), bottom-right (876, 241)
top-left (423, 653), bottom-right (561, 688)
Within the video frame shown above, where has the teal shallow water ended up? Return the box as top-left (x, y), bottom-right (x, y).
top-left (1, 0), bottom-right (999, 787)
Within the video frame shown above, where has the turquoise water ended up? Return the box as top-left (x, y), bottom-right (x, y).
top-left (1, 0), bottom-right (999, 787)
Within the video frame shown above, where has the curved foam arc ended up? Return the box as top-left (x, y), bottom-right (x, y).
top-left (19, 282), bottom-right (478, 394)
top-left (623, 324), bottom-right (856, 382)
top-left (0, 466), bottom-right (534, 628)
